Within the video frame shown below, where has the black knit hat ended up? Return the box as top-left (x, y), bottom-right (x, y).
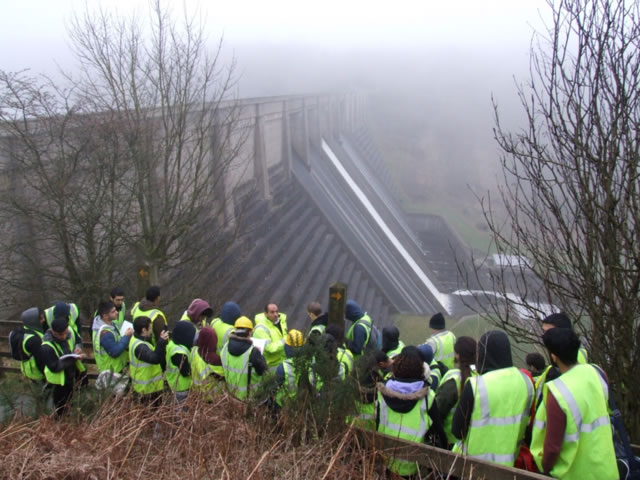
top-left (51, 316), bottom-right (69, 333)
top-left (429, 312), bottom-right (445, 330)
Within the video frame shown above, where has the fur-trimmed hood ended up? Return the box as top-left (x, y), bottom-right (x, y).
top-left (378, 379), bottom-right (430, 413)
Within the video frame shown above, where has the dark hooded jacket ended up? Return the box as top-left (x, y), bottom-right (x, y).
top-left (308, 312), bottom-right (328, 342)
top-left (382, 326), bottom-right (400, 353)
top-left (377, 378), bottom-right (448, 448)
top-left (132, 333), bottom-right (168, 369)
top-left (226, 331), bottom-right (268, 376)
top-left (170, 321), bottom-right (196, 377)
top-left (452, 330), bottom-right (513, 440)
top-left (186, 299), bottom-right (213, 324)
top-left (345, 300), bottom-right (369, 355)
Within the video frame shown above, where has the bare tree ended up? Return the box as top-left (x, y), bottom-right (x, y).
top-left (0, 72), bottom-right (136, 314)
top-left (0, 1), bottom-right (247, 317)
top-left (467, 0), bottom-right (640, 438)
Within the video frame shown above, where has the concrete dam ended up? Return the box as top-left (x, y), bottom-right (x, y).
top-left (204, 93), bottom-right (476, 329)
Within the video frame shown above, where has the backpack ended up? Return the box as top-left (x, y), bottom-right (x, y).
top-left (8, 328), bottom-right (25, 361)
top-left (365, 324), bottom-right (382, 352)
top-left (595, 366), bottom-right (640, 480)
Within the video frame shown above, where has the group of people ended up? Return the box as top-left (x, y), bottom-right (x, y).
top-left (10, 285), bottom-right (619, 479)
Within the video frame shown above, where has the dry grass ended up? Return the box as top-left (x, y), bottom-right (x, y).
top-left (0, 391), bottom-right (384, 480)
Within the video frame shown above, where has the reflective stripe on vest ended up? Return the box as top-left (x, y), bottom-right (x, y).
top-left (93, 324), bottom-right (128, 374)
top-left (530, 364), bottom-right (617, 480)
top-left (377, 389), bottom-right (434, 476)
top-left (221, 344), bottom-right (260, 400)
top-left (337, 347), bottom-right (354, 376)
top-left (253, 313), bottom-right (288, 368)
top-left (454, 367), bottom-right (533, 466)
top-left (21, 330), bottom-right (45, 381)
top-left (427, 331), bottom-right (456, 369)
top-left (41, 336), bottom-right (75, 386)
top-left (438, 368), bottom-right (462, 445)
top-left (276, 359), bottom-right (298, 406)
top-left (211, 318), bottom-right (234, 354)
top-left (165, 341), bottom-right (192, 392)
top-left (386, 340), bottom-right (405, 359)
top-left (128, 337), bottom-right (164, 394)
top-left (345, 315), bottom-right (372, 356)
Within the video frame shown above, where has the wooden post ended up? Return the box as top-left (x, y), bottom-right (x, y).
top-left (137, 264), bottom-right (151, 301)
top-left (328, 282), bottom-right (347, 331)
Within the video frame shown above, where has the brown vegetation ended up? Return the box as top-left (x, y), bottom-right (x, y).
top-left (0, 392), bottom-right (383, 480)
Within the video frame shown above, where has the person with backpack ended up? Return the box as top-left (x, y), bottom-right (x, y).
top-left (9, 307), bottom-right (47, 382)
top-left (530, 327), bottom-right (618, 479)
top-left (345, 299), bottom-right (377, 359)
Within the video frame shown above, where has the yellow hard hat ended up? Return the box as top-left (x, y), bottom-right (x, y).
top-left (234, 316), bottom-right (253, 330)
top-left (285, 329), bottom-right (305, 347)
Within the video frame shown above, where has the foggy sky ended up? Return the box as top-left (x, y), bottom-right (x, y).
top-left (1, 0), bottom-right (548, 197)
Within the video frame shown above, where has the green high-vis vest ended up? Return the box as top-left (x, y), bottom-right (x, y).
top-left (93, 324), bottom-right (128, 374)
top-left (377, 388), bottom-right (435, 476)
top-left (530, 364), bottom-right (617, 480)
top-left (128, 337), bottom-right (164, 395)
top-left (452, 367), bottom-right (533, 467)
top-left (252, 312), bottom-right (288, 368)
top-left (165, 341), bottom-right (192, 393)
top-left (221, 344), bottom-right (261, 400)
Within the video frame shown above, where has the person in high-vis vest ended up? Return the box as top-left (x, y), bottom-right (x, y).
top-left (376, 346), bottom-right (447, 477)
top-left (531, 328), bottom-right (617, 479)
top-left (129, 316), bottom-right (168, 405)
top-left (344, 300), bottom-right (373, 358)
top-left (166, 321), bottom-right (196, 402)
top-left (348, 355), bottom-right (382, 431)
top-left (451, 331), bottom-right (534, 467)
top-left (109, 286), bottom-right (126, 331)
top-left (424, 312), bottom-right (457, 370)
top-left (130, 285), bottom-right (167, 347)
top-left (382, 326), bottom-right (405, 359)
top-left (180, 298), bottom-right (213, 331)
top-left (221, 316), bottom-right (268, 401)
top-left (40, 317), bottom-right (87, 415)
top-left (274, 329), bottom-right (306, 408)
top-left (16, 307), bottom-right (47, 382)
top-left (435, 336), bottom-right (477, 447)
top-left (191, 326), bottom-right (224, 397)
top-left (44, 301), bottom-right (83, 347)
top-left (417, 343), bottom-right (446, 390)
top-left (92, 300), bottom-right (133, 382)
top-left (326, 324), bottom-right (354, 377)
top-left (253, 303), bottom-right (288, 371)
top-left (210, 301), bottom-right (242, 354)
top-left (306, 301), bottom-right (328, 342)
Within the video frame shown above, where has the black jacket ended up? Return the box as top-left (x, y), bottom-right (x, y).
top-left (452, 330), bottom-right (513, 440)
top-left (133, 334), bottom-right (168, 370)
top-left (227, 333), bottom-right (268, 376)
top-left (40, 331), bottom-right (77, 386)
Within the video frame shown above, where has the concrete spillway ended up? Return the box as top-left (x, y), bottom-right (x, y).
top-left (291, 136), bottom-right (450, 315)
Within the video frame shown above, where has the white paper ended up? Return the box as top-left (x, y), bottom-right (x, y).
top-left (119, 320), bottom-right (133, 336)
top-left (60, 353), bottom-right (82, 361)
top-left (251, 337), bottom-right (268, 354)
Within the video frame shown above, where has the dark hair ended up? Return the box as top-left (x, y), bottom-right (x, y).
top-left (264, 302), bottom-right (278, 313)
top-left (525, 352), bottom-right (546, 372)
top-left (110, 286), bottom-right (125, 298)
top-left (325, 324), bottom-right (344, 344)
top-left (307, 301), bottom-right (322, 316)
top-left (98, 300), bottom-right (115, 318)
top-left (455, 336), bottom-right (477, 395)
top-left (392, 346), bottom-right (424, 380)
top-left (542, 312), bottom-right (572, 329)
top-left (542, 328), bottom-right (580, 365)
top-left (146, 286), bottom-right (161, 302)
top-left (133, 316), bottom-right (151, 335)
